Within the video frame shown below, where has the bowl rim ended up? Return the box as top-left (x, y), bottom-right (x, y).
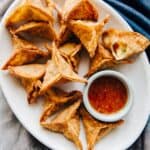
top-left (83, 70), bottom-right (133, 122)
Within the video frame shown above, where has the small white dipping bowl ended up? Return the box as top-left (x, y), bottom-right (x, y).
top-left (83, 70), bottom-right (133, 122)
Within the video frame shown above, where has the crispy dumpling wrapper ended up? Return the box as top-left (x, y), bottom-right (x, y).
top-left (8, 64), bottom-right (46, 79)
top-left (21, 79), bottom-right (41, 104)
top-left (58, 43), bottom-right (81, 72)
top-left (69, 16), bottom-right (110, 57)
top-left (59, 43), bottom-right (81, 57)
top-left (102, 28), bottom-right (150, 60)
top-left (62, 0), bottom-right (99, 22)
top-left (6, 0), bottom-right (54, 29)
top-left (46, 42), bottom-right (81, 57)
top-left (86, 44), bottom-right (113, 77)
top-left (41, 100), bottom-right (82, 150)
top-left (1, 36), bottom-right (48, 70)
top-left (40, 43), bottom-right (87, 93)
top-left (14, 22), bottom-right (57, 40)
top-left (26, 0), bottom-right (53, 14)
top-left (40, 60), bottom-right (61, 93)
top-left (47, 42), bottom-right (82, 72)
top-left (57, 24), bottom-right (78, 46)
top-left (80, 107), bottom-right (124, 150)
top-left (41, 98), bottom-right (81, 125)
top-left (11, 34), bottom-right (38, 50)
top-left (53, 43), bottom-right (87, 82)
top-left (9, 64), bottom-right (46, 104)
top-left (46, 43), bottom-right (81, 72)
top-left (40, 88), bottom-right (82, 122)
top-left (86, 44), bottom-right (129, 77)
top-left (2, 49), bottom-right (48, 70)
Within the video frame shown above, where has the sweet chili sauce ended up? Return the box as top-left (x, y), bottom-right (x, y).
top-left (88, 76), bottom-right (128, 114)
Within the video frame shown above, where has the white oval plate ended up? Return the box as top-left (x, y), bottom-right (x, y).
top-left (0, 0), bottom-right (150, 150)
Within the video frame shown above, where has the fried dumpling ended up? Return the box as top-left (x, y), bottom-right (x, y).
top-left (51, 43), bottom-right (87, 82)
top-left (40, 60), bottom-right (61, 93)
top-left (8, 64), bottom-right (46, 104)
top-left (86, 44), bottom-right (116, 77)
top-left (2, 49), bottom-right (48, 70)
top-left (40, 88), bottom-right (82, 122)
top-left (57, 24), bottom-right (78, 46)
top-left (59, 42), bottom-right (81, 58)
top-left (102, 28), bottom-right (150, 60)
top-left (47, 42), bottom-right (81, 71)
top-left (80, 107), bottom-right (124, 150)
top-left (11, 34), bottom-right (38, 50)
top-left (69, 16), bottom-right (110, 57)
top-left (40, 43), bottom-right (87, 93)
top-left (58, 43), bottom-right (81, 72)
top-left (86, 43), bottom-right (132, 77)
top-left (62, 0), bottom-right (98, 22)
top-left (15, 22), bottom-right (57, 40)
top-left (1, 35), bottom-right (48, 70)
top-left (6, 0), bottom-right (54, 29)
top-left (41, 100), bottom-right (82, 150)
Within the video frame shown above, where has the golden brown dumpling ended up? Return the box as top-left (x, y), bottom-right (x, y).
top-left (40, 88), bottom-right (82, 122)
top-left (1, 36), bottom-right (48, 70)
top-left (41, 100), bottom-right (83, 150)
top-left (69, 16), bottom-right (109, 57)
top-left (102, 28), bottom-right (150, 60)
top-left (62, 0), bottom-right (99, 21)
top-left (80, 107), bottom-right (124, 150)
top-left (14, 22), bottom-right (57, 40)
top-left (8, 64), bottom-right (46, 104)
top-left (40, 43), bottom-right (87, 93)
top-left (6, 0), bottom-right (54, 29)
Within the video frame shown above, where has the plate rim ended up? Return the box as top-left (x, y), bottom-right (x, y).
top-left (0, 0), bottom-right (149, 149)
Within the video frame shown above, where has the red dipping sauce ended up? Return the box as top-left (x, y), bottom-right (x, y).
top-left (88, 76), bottom-right (128, 114)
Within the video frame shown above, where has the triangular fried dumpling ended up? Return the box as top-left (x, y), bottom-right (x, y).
top-left (63, 114), bottom-right (82, 150)
top-left (53, 43), bottom-right (87, 82)
top-left (40, 88), bottom-right (82, 122)
top-left (46, 42), bottom-right (81, 71)
top-left (27, 0), bottom-right (52, 13)
top-left (11, 34), bottom-right (38, 50)
top-left (69, 16), bottom-right (110, 57)
top-left (57, 24), bottom-right (78, 46)
top-left (8, 64), bottom-right (45, 79)
top-left (86, 44), bottom-right (131, 77)
top-left (85, 44), bottom-right (114, 77)
top-left (80, 107), bottom-right (124, 150)
top-left (8, 64), bottom-right (46, 104)
top-left (1, 36), bottom-right (48, 70)
top-left (6, 0), bottom-right (54, 29)
top-left (40, 43), bottom-right (87, 93)
top-left (63, 0), bottom-right (99, 21)
top-left (41, 100), bottom-right (82, 150)
top-left (102, 28), bottom-right (150, 60)
top-left (58, 43), bottom-right (81, 72)
top-left (2, 49), bottom-right (48, 70)
top-left (59, 43), bottom-right (81, 58)
top-left (15, 22), bottom-right (57, 40)
top-left (40, 60), bottom-right (62, 93)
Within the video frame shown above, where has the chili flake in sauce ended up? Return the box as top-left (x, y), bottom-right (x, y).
top-left (88, 76), bottom-right (127, 114)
